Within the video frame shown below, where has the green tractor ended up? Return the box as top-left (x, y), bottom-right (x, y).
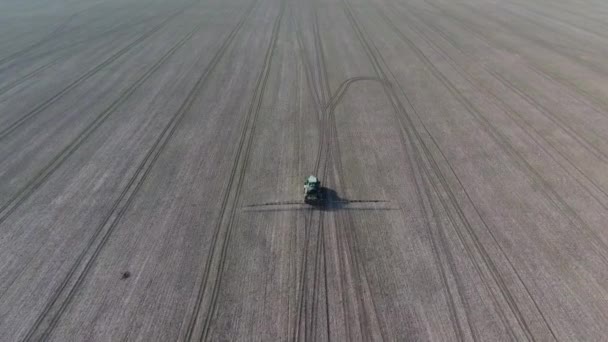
top-left (304, 175), bottom-right (322, 204)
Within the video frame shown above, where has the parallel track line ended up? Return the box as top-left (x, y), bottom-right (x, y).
top-left (380, 3), bottom-right (608, 268)
top-left (342, 0), bottom-right (538, 339)
top-left (21, 6), bottom-right (254, 340)
top-left (0, 5), bottom-right (204, 227)
top-left (0, 3), bottom-right (189, 141)
top-left (179, 1), bottom-right (283, 339)
top-left (405, 10), bottom-right (608, 209)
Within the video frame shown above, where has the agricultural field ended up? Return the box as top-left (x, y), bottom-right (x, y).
top-left (1, 0), bottom-right (608, 340)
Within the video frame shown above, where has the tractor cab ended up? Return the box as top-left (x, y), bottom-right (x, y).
top-left (304, 175), bottom-right (322, 203)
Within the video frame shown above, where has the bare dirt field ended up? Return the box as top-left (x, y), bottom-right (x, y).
top-left (2, 0), bottom-right (608, 340)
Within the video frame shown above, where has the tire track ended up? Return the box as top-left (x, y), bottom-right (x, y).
top-left (416, 0), bottom-right (608, 163)
top-left (374, 2), bottom-right (568, 339)
top-left (293, 208), bottom-right (319, 342)
top-left (326, 83), bottom-right (387, 341)
top-left (0, 9), bottom-right (171, 98)
top-left (0, 0), bottom-right (127, 66)
top-left (342, 0), bottom-right (545, 339)
top-left (307, 3), bottom-right (470, 340)
top-left (505, 0), bottom-right (608, 43)
top-left (391, 15), bottom-right (608, 329)
top-left (0, 7), bottom-right (211, 303)
top-left (418, 0), bottom-right (608, 118)
top-left (309, 210), bottom-right (326, 341)
top-left (310, 26), bottom-right (398, 339)
top-left (312, 5), bottom-right (331, 105)
top-left (450, 0), bottom-right (608, 116)
top-left (291, 0), bottom-right (325, 112)
top-left (293, 0), bottom-right (333, 337)
top-left (21, 5), bottom-right (255, 340)
top-left (512, 0), bottom-right (608, 33)
top-left (373, 5), bottom-right (558, 339)
top-left (0, 8), bottom-right (207, 227)
top-left (320, 218), bottom-right (331, 341)
top-left (310, 0), bottom-right (331, 174)
top-left (410, 153), bottom-right (472, 342)
top-left (326, 79), bottom-right (473, 341)
top-left (0, 7), bottom-right (92, 94)
top-left (0, 0), bottom-right (169, 72)
top-left (487, 70), bottom-right (608, 206)
top-left (415, 0), bottom-right (608, 131)
top-left (497, 3), bottom-right (608, 60)
top-left (292, 8), bottom-right (323, 112)
top-left (399, 0), bottom-right (608, 207)
top-left (296, 2), bottom-right (460, 340)
top-left (180, 1), bottom-right (283, 339)
top-left (306, 26), bottom-right (333, 336)
top-left (286, 48), bottom-right (303, 338)
top-left (0, 54), bottom-right (69, 97)
top-left (468, 6), bottom-right (608, 163)
top-left (0, 3), bottom-right (190, 141)
top-left (0, 7), bottom-right (85, 67)
top-left (295, 2), bottom-right (354, 337)
top-left (337, 2), bottom-right (472, 341)
top-left (488, 68), bottom-right (608, 163)
top-left (377, 2), bottom-right (608, 268)
top-left (398, 9), bottom-right (608, 210)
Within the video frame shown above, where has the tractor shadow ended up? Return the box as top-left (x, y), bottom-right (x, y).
top-left (307, 187), bottom-right (343, 210)
top-left (242, 187), bottom-right (394, 212)
top-left (307, 187), bottom-right (389, 212)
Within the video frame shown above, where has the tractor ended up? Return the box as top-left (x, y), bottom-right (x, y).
top-left (304, 175), bottom-right (322, 204)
